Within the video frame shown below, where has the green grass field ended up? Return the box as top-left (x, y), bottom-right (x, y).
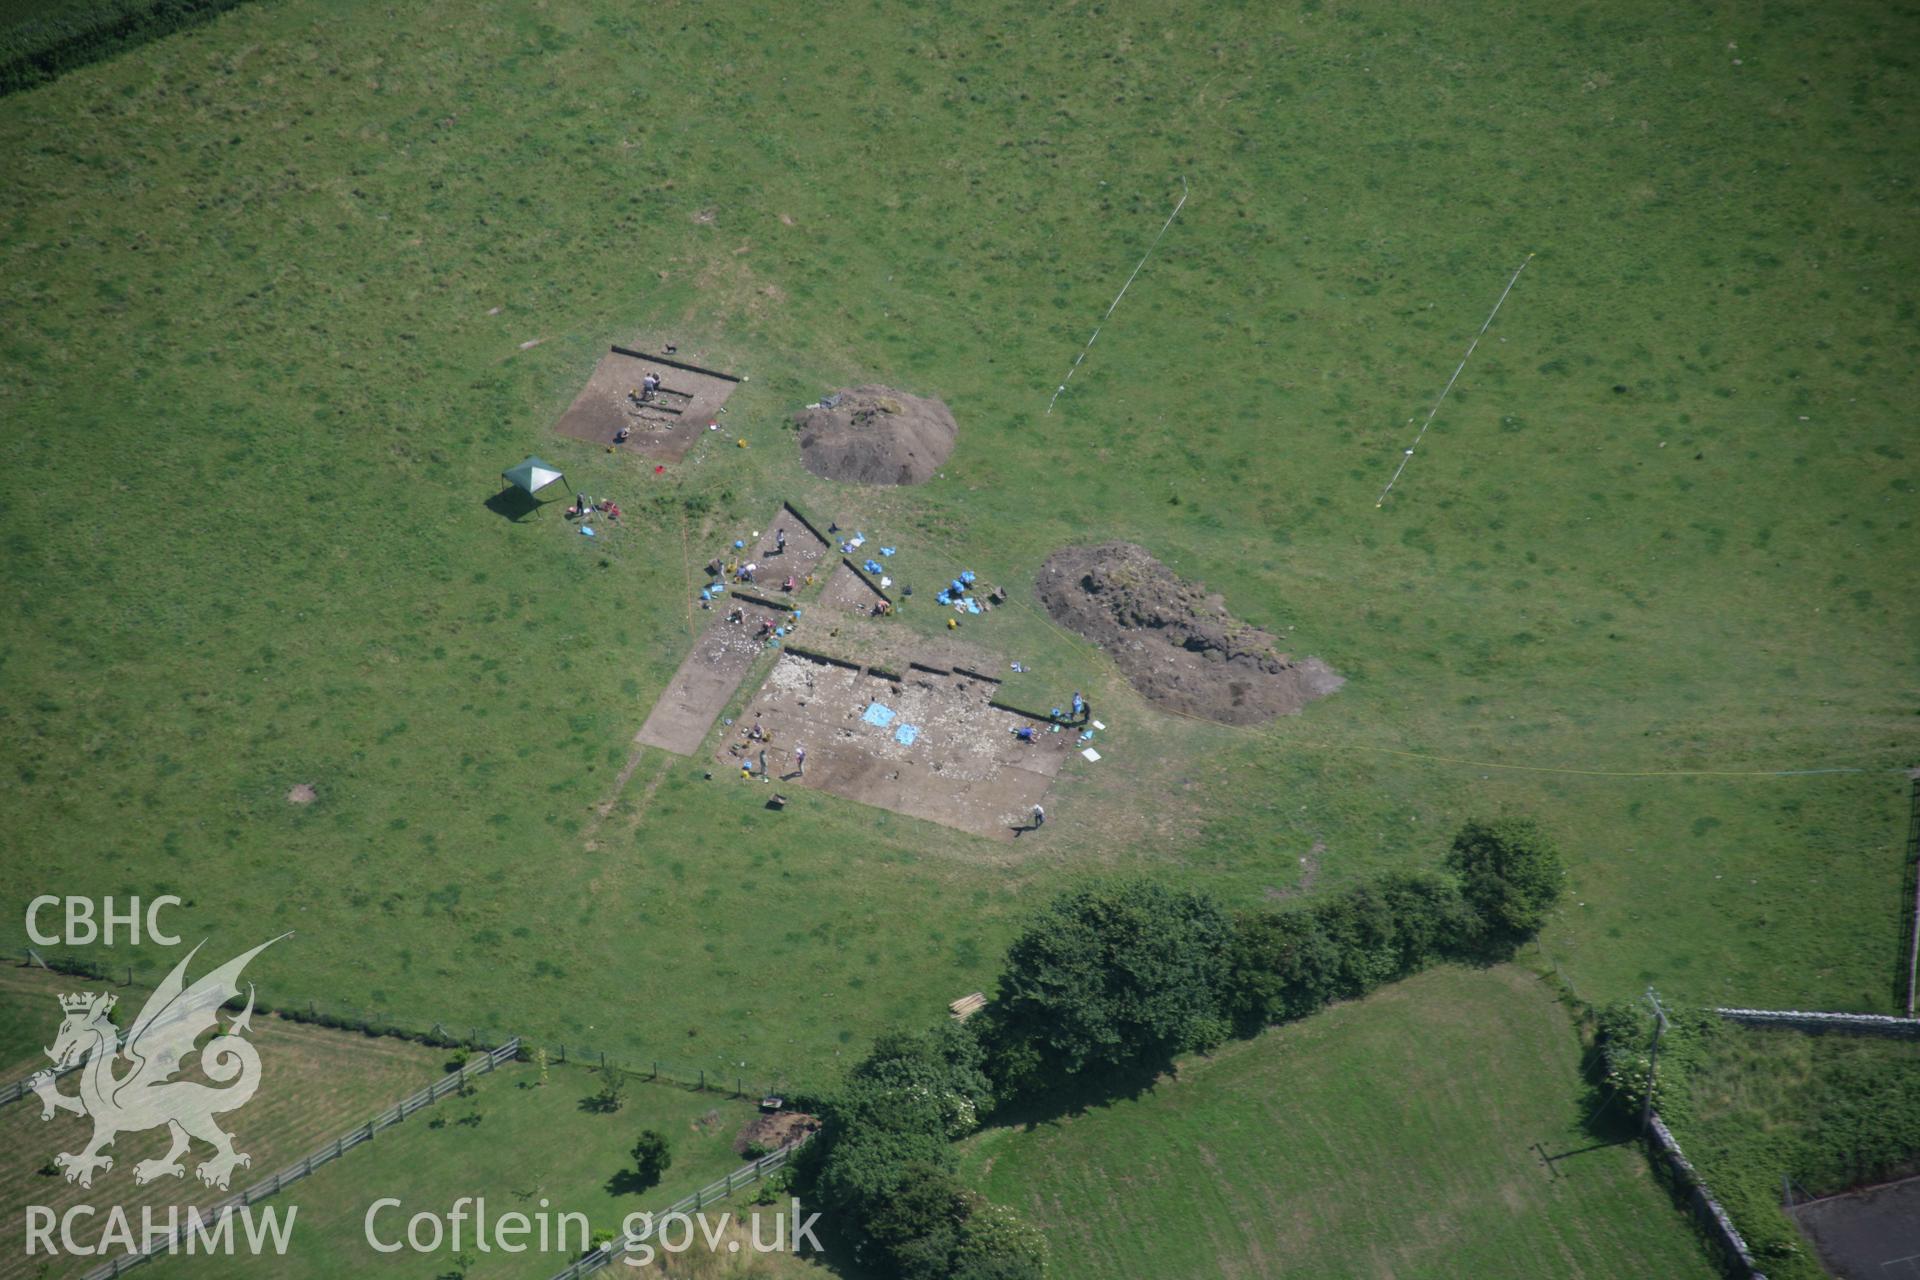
top-left (0, 0), bottom-right (1916, 1273)
top-left (1, 0), bottom-right (1910, 1084)
top-left (959, 965), bottom-right (1714, 1280)
top-left (152, 1059), bottom-right (759, 1279)
top-left (0, 969), bottom-right (56, 1080)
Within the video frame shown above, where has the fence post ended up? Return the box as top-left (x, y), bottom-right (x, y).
top-left (1905, 772), bottom-right (1920, 1017)
top-left (698, 1069), bottom-right (705, 1091)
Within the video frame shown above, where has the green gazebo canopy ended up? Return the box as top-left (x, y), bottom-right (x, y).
top-left (502, 456), bottom-right (566, 495)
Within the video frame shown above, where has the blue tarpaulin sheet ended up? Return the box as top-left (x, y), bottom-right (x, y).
top-left (894, 724), bottom-right (919, 746)
top-left (862, 702), bottom-right (896, 728)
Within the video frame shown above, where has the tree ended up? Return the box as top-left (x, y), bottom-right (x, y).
top-left (585, 1066), bottom-right (628, 1113)
top-left (793, 1020), bottom-right (1016, 1265)
top-left (1445, 817), bottom-right (1565, 946)
top-left (1228, 870), bottom-right (1482, 1032)
top-left (1310, 878), bottom-right (1407, 998)
top-left (952, 1197), bottom-right (1048, 1280)
top-left (862, 1162), bottom-right (971, 1279)
top-left (1225, 907), bottom-right (1342, 1031)
top-left (808, 1125), bottom-right (954, 1221)
top-left (840, 1023), bottom-right (994, 1138)
top-left (1372, 868), bottom-right (1478, 969)
top-left (629, 1130), bottom-right (672, 1190)
top-left (982, 879), bottom-right (1233, 1098)
top-left (860, 1163), bottom-right (1046, 1280)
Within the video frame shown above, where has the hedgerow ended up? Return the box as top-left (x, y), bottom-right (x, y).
top-left (796, 817), bottom-right (1564, 1276)
top-left (1, 0), bottom-right (255, 98)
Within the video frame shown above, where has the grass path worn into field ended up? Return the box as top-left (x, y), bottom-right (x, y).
top-left (0, 0), bottom-right (1913, 1085)
top-left (960, 965), bottom-right (1717, 1280)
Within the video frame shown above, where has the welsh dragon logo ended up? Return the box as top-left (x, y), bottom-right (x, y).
top-left (29, 935), bottom-right (287, 1190)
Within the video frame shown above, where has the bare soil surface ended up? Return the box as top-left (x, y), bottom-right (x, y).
top-left (723, 651), bottom-right (1074, 840)
top-left (733, 1110), bottom-right (820, 1157)
top-left (1035, 542), bottom-right (1343, 725)
top-left (793, 385), bottom-right (957, 485)
top-left (553, 347), bottom-right (740, 462)
top-left (634, 506), bottom-right (829, 755)
top-left (820, 561), bottom-right (890, 617)
top-left (635, 598), bottom-right (788, 756)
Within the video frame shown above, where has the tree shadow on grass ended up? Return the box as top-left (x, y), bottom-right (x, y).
top-left (604, 1168), bottom-right (662, 1197)
top-left (483, 488), bottom-right (545, 522)
top-left (1534, 1024), bottom-right (1642, 1175)
top-left (986, 1055), bottom-right (1185, 1133)
top-left (991, 959), bottom-right (1528, 1136)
